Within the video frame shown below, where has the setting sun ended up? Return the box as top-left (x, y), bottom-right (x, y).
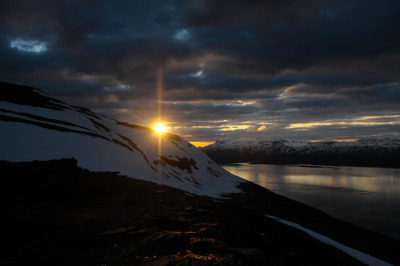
top-left (153, 124), bottom-right (170, 133)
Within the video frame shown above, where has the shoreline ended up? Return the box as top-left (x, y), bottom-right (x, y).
top-left (220, 161), bottom-right (400, 170)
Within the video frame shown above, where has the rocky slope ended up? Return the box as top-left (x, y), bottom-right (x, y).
top-left (201, 138), bottom-right (400, 167)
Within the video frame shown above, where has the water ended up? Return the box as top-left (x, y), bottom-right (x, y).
top-left (221, 163), bottom-right (400, 240)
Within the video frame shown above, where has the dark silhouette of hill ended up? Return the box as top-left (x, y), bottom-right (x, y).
top-left (1, 159), bottom-right (400, 265)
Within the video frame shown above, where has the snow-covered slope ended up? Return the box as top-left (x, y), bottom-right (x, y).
top-left (201, 138), bottom-right (400, 167)
top-left (0, 82), bottom-right (243, 197)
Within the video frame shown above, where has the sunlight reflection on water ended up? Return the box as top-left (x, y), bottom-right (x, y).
top-left (221, 163), bottom-right (400, 240)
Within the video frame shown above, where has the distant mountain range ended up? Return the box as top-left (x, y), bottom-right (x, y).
top-left (0, 81), bottom-right (243, 197)
top-left (201, 138), bottom-right (400, 168)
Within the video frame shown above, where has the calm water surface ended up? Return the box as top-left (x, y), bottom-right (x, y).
top-left (221, 163), bottom-right (400, 240)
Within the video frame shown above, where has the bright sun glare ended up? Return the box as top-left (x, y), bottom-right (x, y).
top-left (153, 124), bottom-right (169, 133)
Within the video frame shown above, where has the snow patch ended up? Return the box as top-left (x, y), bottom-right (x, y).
top-left (266, 215), bottom-right (393, 266)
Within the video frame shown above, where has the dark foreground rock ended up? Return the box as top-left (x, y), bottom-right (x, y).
top-left (1, 159), bottom-right (399, 265)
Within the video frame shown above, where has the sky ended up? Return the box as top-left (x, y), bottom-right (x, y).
top-left (1, 0), bottom-right (399, 146)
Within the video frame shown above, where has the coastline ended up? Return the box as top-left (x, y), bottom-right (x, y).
top-left (218, 159), bottom-right (400, 169)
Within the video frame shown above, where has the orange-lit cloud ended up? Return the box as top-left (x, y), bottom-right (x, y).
top-left (286, 115), bottom-right (400, 129)
top-left (190, 141), bottom-right (214, 147)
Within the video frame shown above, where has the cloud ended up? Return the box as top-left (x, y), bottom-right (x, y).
top-left (340, 83), bottom-right (400, 104)
top-left (0, 0), bottom-right (400, 142)
top-left (10, 39), bottom-right (49, 52)
top-left (185, 0), bottom-right (303, 29)
top-left (174, 29), bottom-right (190, 40)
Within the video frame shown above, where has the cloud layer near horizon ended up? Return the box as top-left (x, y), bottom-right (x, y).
top-left (1, 0), bottom-right (399, 143)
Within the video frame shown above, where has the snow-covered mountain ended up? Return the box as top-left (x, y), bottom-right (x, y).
top-left (201, 138), bottom-right (400, 167)
top-left (0, 82), bottom-right (243, 197)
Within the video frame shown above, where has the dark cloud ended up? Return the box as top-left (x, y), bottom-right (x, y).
top-left (1, 0), bottom-right (400, 142)
top-left (185, 0), bottom-right (305, 29)
top-left (340, 84), bottom-right (400, 104)
top-left (184, 0), bottom-right (400, 79)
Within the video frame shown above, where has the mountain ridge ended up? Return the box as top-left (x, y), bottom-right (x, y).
top-left (201, 138), bottom-right (400, 167)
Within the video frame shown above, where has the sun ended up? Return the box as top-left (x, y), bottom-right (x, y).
top-left (153, 124), bottom-right (169, 133)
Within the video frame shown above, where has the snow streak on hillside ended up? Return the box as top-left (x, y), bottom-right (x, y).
top-left (0, 82), bottom-right (243, 197)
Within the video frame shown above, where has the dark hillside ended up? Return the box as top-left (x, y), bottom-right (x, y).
top-left (1, 159), bottom-right (399, 265)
